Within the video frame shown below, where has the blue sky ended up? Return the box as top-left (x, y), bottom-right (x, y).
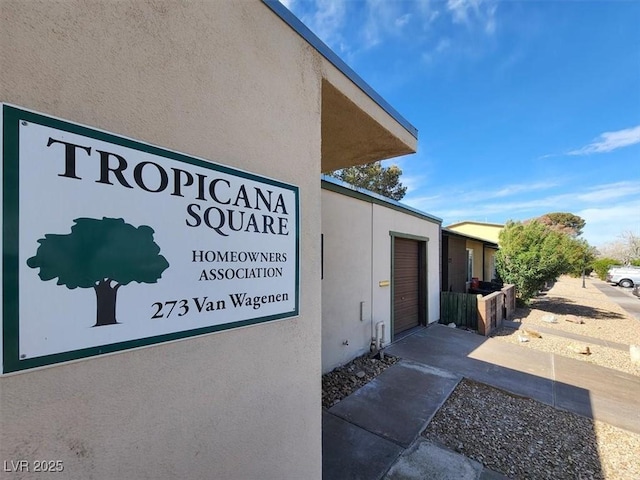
top-left (280, 0), bottom-right (640, 247)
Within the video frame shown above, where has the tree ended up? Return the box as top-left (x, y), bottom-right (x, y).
top-left (328, 161), bottom-right (407, 200)
top-left (27, 217), bottom-right (169, 327)
top-left (535, 212), bottom-right (585, 237)
top-left (562, 238), bottom-right (596, 277)
top-left (495, 220), bottom-right (572, 302)
top-left (597, 231), bottom-right (640, 265)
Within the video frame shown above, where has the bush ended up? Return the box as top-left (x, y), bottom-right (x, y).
top-left (592, 258), bottom-right (620, 280)
top-left (496, 221), bottom-right (571, 303)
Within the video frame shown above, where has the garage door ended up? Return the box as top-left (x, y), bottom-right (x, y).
top-left (393, 237), bottom-right (421, 335)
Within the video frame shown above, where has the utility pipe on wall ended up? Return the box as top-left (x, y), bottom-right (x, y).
top-left (375, 321), bottom-right (385, 350)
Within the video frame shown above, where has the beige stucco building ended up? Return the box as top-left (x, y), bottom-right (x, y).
top-left (321, 178), bottom-right (441, 373)
top-left (442, 229), bottom-right (499, 293)
top-left (0, 2), bottom-right (417, 479)
top-left (447, 221), bottom-right (504, 245)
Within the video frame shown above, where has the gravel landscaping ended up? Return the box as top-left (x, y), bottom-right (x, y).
top-left (423, 379), bottom-right (640, 480)
top-left (322, 353), bottom-right (398, 408)
top-left (427, 276), bottom-right (640, 479)
top-left (492, 327), bottom-right (640, 376)
top-left (322, 275), bottom-right (640, 478)
top-left (491, 276), bottom-right (640, 376)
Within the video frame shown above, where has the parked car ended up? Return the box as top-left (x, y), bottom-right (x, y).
top-left (606, 266), bottom-right (640, 288)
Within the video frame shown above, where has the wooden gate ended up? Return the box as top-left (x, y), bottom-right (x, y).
top-left (440, 292), bottom-right (478, 329)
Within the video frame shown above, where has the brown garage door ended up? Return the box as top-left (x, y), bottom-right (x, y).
top-left (393, 237), bottom-right (420, 335)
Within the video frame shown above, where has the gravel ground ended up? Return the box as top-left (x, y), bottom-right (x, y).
top-left (322, 276), bottom-right (640, 479)
top-left (491, 276), bottom-right (640, 376)
top-left (492, 327), bottom-right (640, 376)
top-left (322, 353), bottom-right (398, 409)
top-left (423, 379), bottom-right (640, 480)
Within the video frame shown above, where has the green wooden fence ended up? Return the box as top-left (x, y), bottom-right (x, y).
top-left (440, 292), bottom-right (478, 329)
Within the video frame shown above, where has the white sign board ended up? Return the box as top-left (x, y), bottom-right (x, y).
top-left (1, 104), bottom-right (299, 374)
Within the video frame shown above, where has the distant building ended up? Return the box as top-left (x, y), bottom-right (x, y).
top-left (446, 221), bottom-right (504, 245)
top-left (441, 229), bottom-right (499, 293)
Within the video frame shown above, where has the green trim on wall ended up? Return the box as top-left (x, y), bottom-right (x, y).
top-left (1, 104), bottom-right (301, 374)
top-left (322, 177), bottom-right (442, 226)
top-left (389, 231), bottom-right (430, 243)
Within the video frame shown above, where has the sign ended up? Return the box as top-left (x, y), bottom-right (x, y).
top-left (1, 104), bottom-right (299, 374)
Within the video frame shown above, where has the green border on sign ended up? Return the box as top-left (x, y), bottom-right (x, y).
top-left (1, 103), bottom-right (300, 374)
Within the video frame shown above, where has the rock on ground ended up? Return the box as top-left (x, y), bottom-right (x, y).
top-left (322, 353), bottom-right (398, 408)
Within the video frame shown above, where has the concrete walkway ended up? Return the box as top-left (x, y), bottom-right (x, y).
top-left (592, 280), bottom-right (640, 321)
top-left (388, 325), bottom-right (640, 433)
top-left (323, 358), bottom-right (507, 480)
top-left (322, 324), bottom-right (640, 479)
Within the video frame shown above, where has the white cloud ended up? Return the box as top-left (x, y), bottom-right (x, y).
top-left (435, 38), bottom-right (451, 53)
top-left (447, 0), bottom-right (478, 25)
top-left (278, 0), bottom-right (294, 9)
top-left (403, 180), bottom-right (640, 247)
top-left (489, 182), bottom-right (558, 199)
top-left (568, 125), bottom-right (640, 155)
top-left (404, 180), bottom-right (559, 212)
top-left (484, 3), bottom-right (497, 34)
top-left (287, 0), bottom-right (497, 69)
top-left (398, 174), bottom-right (429, 195)
top-left (296, 0), bottom-right (348, 53)
top-left (361, 0), bottom-right (424, 49)
top-left (578, 201), bottom-right (640, 247)
top-left (395, 13), bottom-right (412, 28)
top-left (446, 0), bottom-right (496, 35)
top-left (575, 181), bottom-right (640, 203)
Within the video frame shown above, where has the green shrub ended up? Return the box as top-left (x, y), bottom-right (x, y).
top-left (496, 221), bottom-right (571, 303)
top-left (592, 258), bottom-right (620, 280)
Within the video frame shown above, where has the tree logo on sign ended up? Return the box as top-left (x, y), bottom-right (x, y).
top-left (27, 217), bottom-right (170, 327)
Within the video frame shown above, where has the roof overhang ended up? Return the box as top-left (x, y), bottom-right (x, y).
top-left (321, 79), bottom-right (416, 171)
top-left (262, 0), bottom-right (418, 172)
top-left (442, 228), bottom-right (499, 250)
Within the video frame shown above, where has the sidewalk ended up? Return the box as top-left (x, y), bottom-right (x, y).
top-left (322, 324), bottom-right (640, 479)
top-left (323, 358), bottom-right (506, 480)
top-left (592, 280), bottom-right (640, 321)
top-left (388, 325), bottom-right (639, 432)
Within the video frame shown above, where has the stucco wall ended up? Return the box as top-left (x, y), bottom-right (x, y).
top-left (372, 204), bottom-right (441, 330)
top-left (321, 188), bottom-right (440, 373)
top-left (321, 190), bottom-right (373, 371)
top-left (449, 223), bottom-right (503, 244)
top-left (1, 2), bottom-right (322, 479)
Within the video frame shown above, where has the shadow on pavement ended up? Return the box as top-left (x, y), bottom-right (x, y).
top-left (321, 324), bottom-right (629, 479)
top-left (516, 298), bottom-right (626, 320)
